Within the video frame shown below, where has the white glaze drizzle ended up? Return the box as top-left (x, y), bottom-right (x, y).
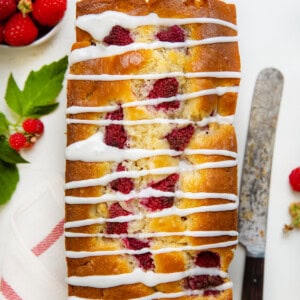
top-left (67, 71), bottom-right (241, 81)
top-left (65, 129), bottom-right (237, 163)
top-left (66, 240), bottom-right (237, 258)
top-left (64, 230), bottom-right (238, 239)
top-left (65, 189), bottom-right (238, 204)
top-left (68, 282), bottom-right (232, 299)
top-left (70, 36), bottom-right (238, 64)
top-left (64, 202), bottom-right (238, 229)
top-left (66, 86), bottom-right (238, 115)
top-left (76, 11), bottom-right (237, 41)
top-left (65, 159), bottom-right (237, 189)
top-left (67, 266), bottom-right (228, 288)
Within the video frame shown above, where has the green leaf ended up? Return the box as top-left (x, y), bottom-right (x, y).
top-left (0, 140), bottom-right (28, 164)
top-left (5, 74), bottom-right (25, 115)
top-left (26, 102), bottom-right (59, 118)
top-left (4, 56), bottom-right (68, 118)
top-left (0, 159), bottom-right (19, 205)
top-left (21, 56), bottom-right (68, 117)
top-left (0, 112), bottom-right (9, 135)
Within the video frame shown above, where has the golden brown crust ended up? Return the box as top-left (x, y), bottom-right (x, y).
top-left (66, 0), bottom-right (240, 299)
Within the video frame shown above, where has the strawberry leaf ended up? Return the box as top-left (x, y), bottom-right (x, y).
top-left (0, 112), bottom-right (9, 136)
top-left (0, 140), bottom-right (28, 164)
top-left (0, 160), bottom-right (19, 205)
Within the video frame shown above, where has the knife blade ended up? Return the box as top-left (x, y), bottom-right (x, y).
top-left (238, 68), bottom-right (284, 300)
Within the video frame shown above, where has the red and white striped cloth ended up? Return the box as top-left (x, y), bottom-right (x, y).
top-left (0, 171), bottom-right (67, 300)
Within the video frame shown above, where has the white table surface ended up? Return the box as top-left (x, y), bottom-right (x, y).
top-left (1, 0), bottom-right (300, 299)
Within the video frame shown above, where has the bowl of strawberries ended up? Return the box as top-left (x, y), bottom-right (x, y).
top-left (0, 0), bottom-right (67, 47)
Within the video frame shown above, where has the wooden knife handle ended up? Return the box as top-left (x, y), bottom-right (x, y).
top-left (242, 256), bottom-right (265, 300)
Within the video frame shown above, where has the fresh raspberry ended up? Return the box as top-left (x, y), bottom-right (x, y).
top-left (165, 125), bottom-right (195, 151)
top-left (106, 203), bottom-right (131, 234)
top-left (32, 0), bottom-right (66, 26)
top-left (184, 275), bottom-right (224, 290)
top-left (110, 163), bottom-right (134, 194)
top-left (123, 238), bottom-right (150, 250)
top-left (22, 118), bottom-right (44, 135)
top-left (140, 197), bottom-right (174, 212)
top-left (156, 25), bottom-right (185, 43)
top-left (9, 132), bottom-right (27, 151)
top-left (195, 251), bottom-right (220, 268)
top-left (4, 13), bottom-right (38, 46)
top-left (104, 107), bottom-right (127, 149)
top-left (0, 0), bottom-right (16, 21)
top-left (103, 25), bottom-right (133, 46)
top-left (148, 78), bottom-right (180, 111)
top-left (289, 167), bottom-right (300, 192)
top-left (135, 253), bottom-right (154, 270)
top-left (150, 174), bottom-right (179, 192)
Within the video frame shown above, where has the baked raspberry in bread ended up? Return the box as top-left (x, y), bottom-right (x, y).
top-left (65, 0), bottom-right (240, 299)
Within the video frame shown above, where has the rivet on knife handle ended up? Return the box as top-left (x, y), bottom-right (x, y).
top-left (238, 68), bottom-right (284, 300)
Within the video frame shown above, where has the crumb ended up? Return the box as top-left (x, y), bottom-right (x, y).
top-left (283, 202), bottom-right (300, 233)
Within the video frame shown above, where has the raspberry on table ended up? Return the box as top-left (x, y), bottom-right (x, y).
top-left (32, 0), bottom-right (66, 27)
top-left (9, 132), bottom-right (27, 151)
top-left (103, 25), bottom-right (133, 46)
top-left (156, 25), bottom-right (185, 43)
top-left (289, 167), bottom-right (300, 192)
top-left (165, 125), bottom-right (195, 151)
top-left (195, 251), bottom-right (220, 268)
top-left (4, 13), bottom-right (38, 46)
top-left (0, 0), bottom-right (16, 21)
top-left (22, 118), bottom-right (44, 135)
top-left (148, 78), bottom-right (180, 111)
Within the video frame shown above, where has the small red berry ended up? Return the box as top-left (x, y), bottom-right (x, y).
top-left (106, 203), bottom-right (132, 234)
top-left (110, 163), bottom-right (134, 194)
top-left (0, 0), bottom-right (16, 21)
top-left (141, 197), bottom-right (174, 211)
top-left (22, 118), bottom-right (44, 135)
top-left (4, 13), bottom-right (38, 46)
top-left (134, 253), bottom-right (154, 270)
top-left (123, 238), bottom-right (150, 250)
top-left (150, 174), bottom-right (179, 192)
top-left (32, 0), bottom-right (66, 27)
top-left (289, 167), bottom-right (300, 192)
top-left (0, 23), bottom-right (4, 43)
top-left (195, 251), bottom-right (220, 268)
top-left (103, 25), bottom-right (133, 46)
top-left (9, 132), bottom-right (27, 151)
top-left (156, 25), bottom-right (185, 43)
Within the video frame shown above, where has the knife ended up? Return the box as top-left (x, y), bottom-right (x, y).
top-left (238, 68), bottom-right (284, 300)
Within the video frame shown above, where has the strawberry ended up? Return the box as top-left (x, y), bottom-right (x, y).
top-left (148, 78), bottom-right (180, 111)
top-left (156, 25), bottom-right (185, 43)
top-left (195, 251), bottom-right (220, 268)
top-left (32, 0), bottom-right (66, 27)
top-left (0, 0), bottom-right (16, 21)
top-left (110, 163), bottom-right (134, 194)
top-left (4, 13), bottom-right (38, 46)
top-left (103, 25), bottom-right (133, 46)
top-left (0, 23), bottom-right (4, 42)
top-left (165, 125), bottom-right (195, 151)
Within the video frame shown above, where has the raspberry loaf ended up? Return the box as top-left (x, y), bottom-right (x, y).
top-left (65, 0), bottom-right (240, 299)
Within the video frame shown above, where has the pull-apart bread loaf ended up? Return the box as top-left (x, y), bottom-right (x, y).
top-left (65, 0), bottom-right (240, 299)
